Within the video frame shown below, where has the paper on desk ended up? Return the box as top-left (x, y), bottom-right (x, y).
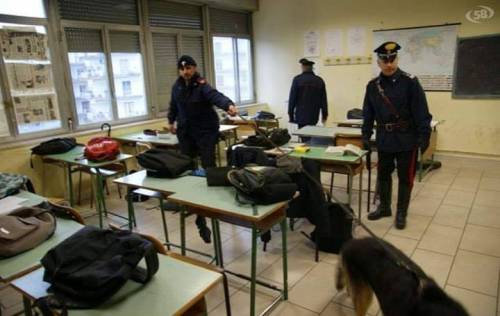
top-left (0, 196), bottom-right (27, 215)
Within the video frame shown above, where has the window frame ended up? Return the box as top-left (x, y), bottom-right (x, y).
top-left (0, 8), bottom-right (71, 141)
top-left (59, 19), bottom-right (151, 130)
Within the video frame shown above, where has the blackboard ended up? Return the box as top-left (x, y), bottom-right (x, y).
top-left (452, 34), bottom-right (500, 98)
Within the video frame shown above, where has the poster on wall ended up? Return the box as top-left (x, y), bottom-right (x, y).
top-left (304, 31), bottom-right (320, 57)
top-left (372, 24), bottom-right (459, 91)
top-left (347, 27), bottom-right (367, 56)
top-left (325, 29), bottom-right (343, 56)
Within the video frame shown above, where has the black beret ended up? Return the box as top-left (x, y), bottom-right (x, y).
top-left (299, 58), bottom-right (315, 66)
top-left (374, 42), bottom-right (401, 56)
top-left (177, 55), bottom-right (197, 69)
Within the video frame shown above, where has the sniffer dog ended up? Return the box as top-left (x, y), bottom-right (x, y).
top-left (335, 237), bottom-right (469, 316)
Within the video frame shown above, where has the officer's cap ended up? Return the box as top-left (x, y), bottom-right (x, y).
top-left (374, 41), bottom-right (401, 57)
top-left (299, 58), bottom-right (315, 66)
top-left (177, 55), bottom-right (197, 69)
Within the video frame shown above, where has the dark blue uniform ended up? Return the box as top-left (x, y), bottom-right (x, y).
top-left (363, 68), bottom-right (432, 226)
top-left (288, 71), bottom-right (328, 127)
top-left (168, 73), bottom-right (233, 168)
top-left (362, 68), bottom-right (432, 152)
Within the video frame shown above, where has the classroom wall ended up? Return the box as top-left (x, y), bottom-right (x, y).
top-left (253, 0), bottom-right (500, 156)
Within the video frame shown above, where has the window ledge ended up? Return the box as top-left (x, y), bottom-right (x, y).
top-left (0, 118), bottom-right (166, 151)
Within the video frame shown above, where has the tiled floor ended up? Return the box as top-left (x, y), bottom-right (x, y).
top-left (1, 153), bottom-right (500, 316)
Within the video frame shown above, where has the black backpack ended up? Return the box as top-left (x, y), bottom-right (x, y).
top-left (227, 166), bottom-right (297, 205)
top-left (31, 138), bottom-right (77, 156)
top-left (254, 111), bottom-right (275, 120)
top-left (30, 138), bottom-right (77, 168)
top-left (269, 128), bottom-right (291, 146)
top-left (136, 148), bottom-right (195, 178)
top-left (309, 202), bottom-right (353, 254)
top-left (347, 108), bottom-right (364, 119)
top-left (40, 226), bottom-right (159, 309)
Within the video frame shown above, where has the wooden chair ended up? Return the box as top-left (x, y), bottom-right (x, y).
top-left (47, 200), bottom-right (85, 224)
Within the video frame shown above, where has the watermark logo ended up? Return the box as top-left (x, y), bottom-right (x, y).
top-left (466, 5), bottom-right (495, 23)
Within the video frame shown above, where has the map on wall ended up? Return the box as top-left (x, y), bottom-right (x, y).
top-left (373, 24), bottom-right (459, 91)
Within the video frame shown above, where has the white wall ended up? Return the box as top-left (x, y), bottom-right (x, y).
top-left (253, 0), bottom-right (500, 156)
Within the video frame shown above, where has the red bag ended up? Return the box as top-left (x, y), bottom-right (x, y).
top-left (84, 137), bottom-right (120, 162)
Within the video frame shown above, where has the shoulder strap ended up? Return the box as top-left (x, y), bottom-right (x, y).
top-left (129, 241), bottom-right (159, 284)
top-left (375, 77), bottom-right (400, 119)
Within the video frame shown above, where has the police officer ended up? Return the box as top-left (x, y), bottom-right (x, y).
top-left (288, 58), bottom-right (328, 129)
top-left (362, 42), bottom-right (432, 229)
top-left (167, 55), bottom-right (237, 242)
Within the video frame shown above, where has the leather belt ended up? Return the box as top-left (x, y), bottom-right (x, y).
top-left (378, 121), bottom-right (410, 132)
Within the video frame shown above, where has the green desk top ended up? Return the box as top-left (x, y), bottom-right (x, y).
top-left (168, 177), bottom-right (287, 222)
top-left (289, 146), bottom-right (367, 164)
top-left (14, 190), bottom-right (48, 207)
top-left (113, 170), bottom-right (197, 194)
top-left (44, 146), bottom-right (133, 168)
top-left (114, 133), bottom-right (179, 146)
top-left (0, 209), bottom-right (83, 281)
top-left (12, 255), bottom-right (221, 316)
top-left (293, 126), bottom-right (335, 138)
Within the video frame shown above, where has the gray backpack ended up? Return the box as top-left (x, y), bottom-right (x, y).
top-left (0, 207), bottom-right (56, 258)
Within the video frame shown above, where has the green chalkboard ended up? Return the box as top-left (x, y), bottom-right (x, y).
top-left (452, 34), bottom-right (500, 98)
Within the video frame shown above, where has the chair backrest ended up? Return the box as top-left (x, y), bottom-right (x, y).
top-left (48, 201), bottom-right (85, 224)
top-left (108, 223), bottom-right (167, 255)
top-left (335, 135), bottom-right (363, 148)
top-left (256, 119), bottom-right (279, 132)
top-left (135, 142), bottom-right (152, 155)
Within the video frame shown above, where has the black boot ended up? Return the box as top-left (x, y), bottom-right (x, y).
top-left (195, 215), bottom-right (211, 243)
top-left (368, 179), bottom-right (392, 221)
top-left (395, 182), bottom-right (412, 230)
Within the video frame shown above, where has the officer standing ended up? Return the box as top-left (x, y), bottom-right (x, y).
top-left (167, 55), bottom-right (237, 242)
top-left (362, 42), bottom-right (432, 229)
top-left (288, 58), bottom-right (328, 129)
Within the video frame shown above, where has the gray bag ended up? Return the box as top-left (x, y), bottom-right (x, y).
top-left (0, 207), bottom-right (56, 258)
top-left (0, 173), bottom-right (28, 199)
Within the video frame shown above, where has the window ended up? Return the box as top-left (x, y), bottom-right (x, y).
top-left (0, 0), bottom-right (46, 18)
top-left (110, 31), bottom-right (147, 119)
top-left (66, 28), bottom-right (112, 125)
top-left (210, 9), bottom-right (254, 104)
top-left (147, 1), bottom-right (204, 116)
top-left (1, 22), bottom-right (62, 134)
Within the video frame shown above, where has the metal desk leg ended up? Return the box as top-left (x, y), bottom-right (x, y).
top-left (126, 191), bottom-right (134, 231)
top-left (358, 167), bottom-right (363, 221)
top-left (22, 296), bottom-right (33, 316)
top-left (347, 166), bottom-right (353, 206)
top-left (215, 220), bottom-right (224, 267)
top-left (250, 227), bottom-right (258, 316)
top-left (211, 218), bottom-right (220, 266)
top-left (66, 164), bottom-right (74, 207)
top-left (94, 172), bottom-right (104, 229)
top-left (159, 198), bottom-right (171, 250)
top-left (180, 207), bottom-right (186, 256)
top-left (280, 219), bottom-right (288, 300)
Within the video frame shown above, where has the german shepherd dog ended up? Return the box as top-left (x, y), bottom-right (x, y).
top-left (336, 237), bottom-right (469, 316)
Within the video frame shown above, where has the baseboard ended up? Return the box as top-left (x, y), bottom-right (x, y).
top-left (435, 150), bottom-right (500, 161)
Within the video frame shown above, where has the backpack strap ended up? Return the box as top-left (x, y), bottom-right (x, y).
top-left (129, 241), bottom-right (159, 284)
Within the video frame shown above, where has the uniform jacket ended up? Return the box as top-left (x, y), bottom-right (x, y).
top-left (288, 71), bottom-right (328, 125)
top-left (362, 68), bottom-right (432, 152)
top-left (167, 73), bottom-right (233, 133)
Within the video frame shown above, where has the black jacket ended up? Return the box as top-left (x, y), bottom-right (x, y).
top-left (288, 71), bottom-right (328, 125)
top-left (362, 69), bottom-right (432, 152)
top-left (168, 73), bottom-right (233, 132)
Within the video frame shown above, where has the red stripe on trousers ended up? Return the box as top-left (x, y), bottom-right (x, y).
top-left (408, 147), bottom-right (418, 190)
